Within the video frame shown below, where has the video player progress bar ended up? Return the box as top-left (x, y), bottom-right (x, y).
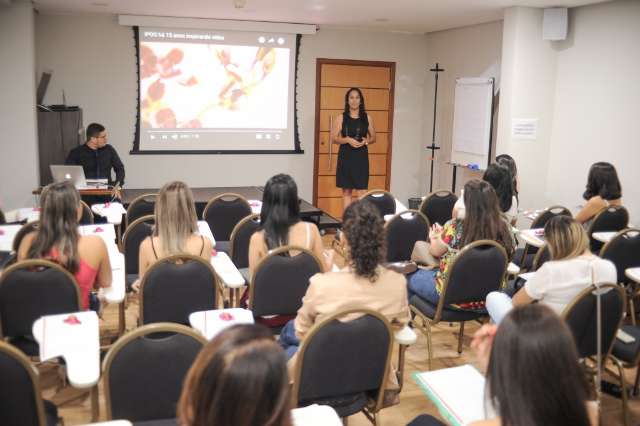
top-left (148, 130), bottom-right (284, 133)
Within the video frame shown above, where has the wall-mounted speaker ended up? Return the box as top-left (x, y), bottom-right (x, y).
top-left (543, 7), bottom-right (568, 41)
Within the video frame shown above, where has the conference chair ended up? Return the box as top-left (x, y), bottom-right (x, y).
top-left (291, 309), bottom-right (394, 425)
top-left (562, 283), bottom-right (626, 424)
top-left (139, 254), bottom-right (222, 325)
top-left (361, 189), bottom-right (396, 218)
top-left (612, 324), bottom-right (640, 407)
top-left (0, 260), bottom-right (81, 356)
top-left (419, 189), bottom-right (458, 227)
top-left (513, 244), bottom-right (550, 292)
top-left (79, 200), bottom-right (94, 225)
top-left (516, 205), bottom-right (572, 269)
top-left (410, 240), bottom-right (508, 369)
top-left (384, 210), bottom-right (430, 263)
top-left (587, 205), bottom-right (629, 254)
top-left (0, 341), bottom-right (59, 426)
top-left (0, 221), bottom-right (40, 269)
top-left (407, 415), bottom-right (447, 426)
top-left (102, 322), bottom-right (207, 422)
top-left (122, 214), bottom-right (155, 288)
top-left (600, 229), bottom-right (640, 324)
top-left (250, 246), bottom-right (323, 333)
top-left (0, 208), bottom-right (5, 225)
top-left (202, 193), bottom-right (252, 253)
top-left (229, 213), bottom-right (260, 301)
top-left (125, 193), bottom-right (157, 227)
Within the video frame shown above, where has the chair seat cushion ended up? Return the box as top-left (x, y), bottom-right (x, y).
top-left (613, 325), bottom-right (640, 363)
top-left (215, 240), bottom-right (230, 253)
top-left (301, 392), bottom-right (368, 418)
top-left (410, 295), bottom-right (484, 322)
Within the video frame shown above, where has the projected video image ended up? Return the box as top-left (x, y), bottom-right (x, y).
top-left (140, 42), bottom-right (290, 130)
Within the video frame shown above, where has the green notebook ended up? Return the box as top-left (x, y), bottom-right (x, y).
top-left (413, 364), bottom-right (487, 426)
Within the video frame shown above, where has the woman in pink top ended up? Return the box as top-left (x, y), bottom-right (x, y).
top-left (18, 181), bottom-right (112, 309)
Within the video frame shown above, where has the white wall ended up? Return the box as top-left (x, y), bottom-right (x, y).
top-left (35, 14), bottom-right (429, 204)
top-left (497, 0), bottom-right (640, 222)
top-left (496, 7), bottom-right (559, 211)
top-left (546, 0), bottom-right (640, 221)
top-left (422, 21), bottom-right (503, 195)
top-left (0, 1), bottom-right (39, 211)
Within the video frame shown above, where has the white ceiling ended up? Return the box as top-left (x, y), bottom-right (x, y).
top-left (33, 0), bottom-right (609, 33)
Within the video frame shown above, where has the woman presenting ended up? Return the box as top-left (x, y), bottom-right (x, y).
top-left (332, 87), bottom-right (376, 211)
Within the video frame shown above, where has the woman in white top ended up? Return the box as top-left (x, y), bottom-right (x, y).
top-left (486, 215), bottom-right (616, 323)
top-left (452, 163), bottom-right (518, 225)
top-left (137, 181), bottom-right (213, 281)
top-left (248, 174), bottom-right (331, 277)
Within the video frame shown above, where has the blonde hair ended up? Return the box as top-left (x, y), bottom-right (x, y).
top-left (154, 181), bottom-right (198, 257)
top-left (544, 216), bottom-right (590, 260)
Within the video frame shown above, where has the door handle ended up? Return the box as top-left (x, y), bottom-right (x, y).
top-left (328, 115), bottom-right (333, 171)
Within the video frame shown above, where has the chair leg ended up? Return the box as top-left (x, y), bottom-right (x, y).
top-left (397, 344), bottom-right (408, 392)
top-left (91, 384), bottom-right (100, 422)
top-left (634, 364), bottom-right (640, 396)
top-left (426, 319), bottom-right (434, 370)
top-left (612, 357), bottom-right (629, 426)
top-left (118, 301), bottom-right (125, 337)
top-left (629, 297), bottom-right (637, 326)
top-left (457, 322), bottom-right (465, 354)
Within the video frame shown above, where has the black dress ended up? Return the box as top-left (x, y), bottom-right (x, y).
top-left (336, 112), bottom-right (369, 190)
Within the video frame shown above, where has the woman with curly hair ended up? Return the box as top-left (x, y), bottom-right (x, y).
top-left (278, 199), bottom-right (409, 357)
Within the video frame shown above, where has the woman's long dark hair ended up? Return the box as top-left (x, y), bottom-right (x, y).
top-left (583, 161), bottom-right (622, 201)
top-left (260, 174), bottom-right (300, 250)
top-left (496, 154), bottom-right (518, 201)
top-left (27, 181), bottom-right (81, 272)
top-left (486, 304), bottom-right (591, 426)
top-left (178, 324), bottom-right (292, 426)
top-left (483, 164), bottom-right (514, 213)
top-left (343, 87), bottom-right (367, 118)
top-left (462, 179), bottom-right (514, 258)
top-left (342, 200), bottom-right (386, 281)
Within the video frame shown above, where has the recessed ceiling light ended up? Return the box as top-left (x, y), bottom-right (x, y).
top-left (375, 18), bottom-right (389, 23)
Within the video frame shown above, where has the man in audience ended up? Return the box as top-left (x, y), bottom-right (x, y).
top-left (66, 123), bottom-right (125, 187)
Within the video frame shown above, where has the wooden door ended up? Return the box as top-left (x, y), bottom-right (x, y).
top-left (313, 59), bottom-right (395, 218)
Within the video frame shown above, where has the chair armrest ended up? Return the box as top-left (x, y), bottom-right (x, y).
top-left (395, 325), bottom-right (417, 346)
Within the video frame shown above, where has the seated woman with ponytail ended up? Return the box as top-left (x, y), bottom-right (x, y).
top-left (18, 181), bottom-right (112, 310)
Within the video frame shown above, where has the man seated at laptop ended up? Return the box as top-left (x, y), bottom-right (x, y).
top-left (66, 122), bottom-right (125, 189)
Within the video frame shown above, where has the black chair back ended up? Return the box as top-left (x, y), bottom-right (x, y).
top-left (103, 323), bottom-right (206, 422)
top-left (419, 190), bottom-right (458, 227)
top-left (361, 190), bottom-right (396, 218)
top-left (122, 215), bottom-right (155, 276)
top-left (531, 244), bottom-right (551, 271)
top-left (140, 255), bottom-right (219, 325)
top-left (126, 193), bottom-right (157, 227)
top-left (588, 206), bottom-right (629, 253)
top-left (229, 214), bottom-right (260, 269)
top-left (563, 283), bottom-right (625, 359)
top-left (79, 201), bottom-right (94, 225)
top-left (0, 341), bottom-right (47, 426)
top-left (600, 229), bottom-right (640, 284)
top-left (385, 210), bottom-right (430, 262)
top-left (531, 205), bottom-right (572, 229)
top-left (292, 309), bottom-right (393, 417)
top-left (250, 246), bottom-right (323, 317)
top-left (0, 260), bottom-right (81, 355)
top-left (441, 240), bottom-right (508, 308)
top-left (203, 193), bottom-right (252, 242)
top-left (0, 209), bottom-right (5, 225)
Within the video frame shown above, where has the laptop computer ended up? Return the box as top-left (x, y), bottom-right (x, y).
top-left (50, 165), bottom-right (88, 188)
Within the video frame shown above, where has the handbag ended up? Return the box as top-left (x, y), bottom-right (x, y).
top-left (410, 241), bottom-right (439, 268)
